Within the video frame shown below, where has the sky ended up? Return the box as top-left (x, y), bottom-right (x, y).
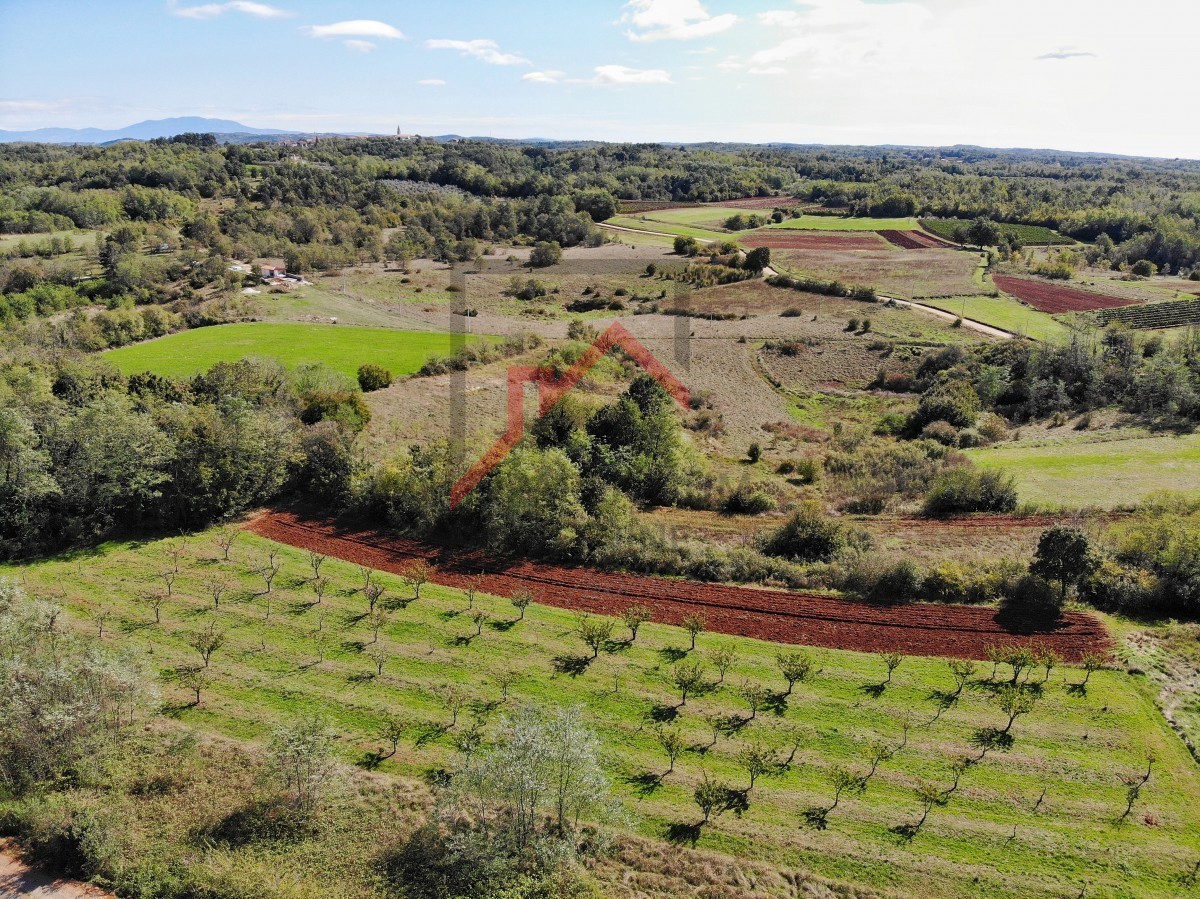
top-left (1, 0), bottom-right (1198, 158)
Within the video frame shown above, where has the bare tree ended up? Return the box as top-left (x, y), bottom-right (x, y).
top-left (266, 717), bottom-right (339, 814)
top-left (141, 591), bottom-right (167, 624)
top-left (777, 649), bottom-right (813, 696)
top-left (948, 659), bottom-right (976, 698)
top-left (214, 527), bottom-right (238, 561)
top-left (1118, 752), bottom-right (1156, 824)
top-left (364, 581), bottom-right (385, 614)
top-left (494, 669), bottom-right (520, 703)
top-left (575, 614), bottom-right (615, 659)
top-left (259, 551), bottom-right (281, 595)
top-left (401, 560), bottom-right (434, 600)
top-left (358, 565), bottom-right (376, 593)
top-left (463, 573), bottom-right (485, 610)
top-left (95, 611), bottom-right (110, 638)
top-left (1078, 650), bottom-right (1108, 688)
top-left (366, 609), bottom-right (385, 644)
top-left (437, 684), bottom-right (468, 728)
top-left (308, 551), bottom-right (327, 580)
top-left (205, 576), bottom-right (230, 609)
top-left (188, 621), bottom-right (227, 668)
top-left (179, 666), bottom-right (209, 705)
top-left (367, 641), bottom-right (388, 676)
top-left (880, 652), bottom-right (904, 685)
top-left (159, 569), bottom-right (177, 597)
top-left (510, 589), bottom-right (533, 621)
top-left (671, 659), bottom-right (706, 706)
top-left (311, 575), bottom-right (328, 605)
top-left (710, 644), bottom-right (737, 685)
top-left (164, 539), bottom-right (188, 574)
top-left (682, 613), bottom-right (705, 651)
top-left (469, 609), bottom-right (489, 637)
top-left (621, 603), bottom-right (653, 642)
top-left (378, 714), bottom-right (407, 759)
top-left (656, 726), bottom-right (686, 775)
top-left (738, 680), bottom-right (768, 721)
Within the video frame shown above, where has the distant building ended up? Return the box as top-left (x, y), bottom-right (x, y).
top-left (261, 265), bottom-right (286, 280)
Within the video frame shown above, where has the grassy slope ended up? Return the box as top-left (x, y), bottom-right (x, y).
top-left (923, 220), bottom-right (1072, 246)
top-left (102, 323), bottom-right (482, 380)
top-left (967, 432), bottom-right (1200, 508)
top-left (4, 528), bottom-right (1198, 899)
top-left (919, 295), bottom-right (1074, 342)
top-left (767, 216), bottom-right (921, 232)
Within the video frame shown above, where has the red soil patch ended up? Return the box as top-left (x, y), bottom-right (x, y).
top-left (715, 196), bottom-right (803, 210)
top-left (248, 511), bottom-right (1111, 662)
top-left (744, 230), bottom-right (884, 251)
top-left (993, 276), bottom-right (1141, 314)
top-left (879, 230), bottom-right (937, 250)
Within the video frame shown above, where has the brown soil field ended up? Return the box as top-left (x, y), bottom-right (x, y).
top-left (712, 196), bottom-right (803, 210)
top-left (761, 338), bottom-right (908, 390)
top-left (249, 511), bottom-right (1111, 662)
top-left (775, 247), bottom-right (983, 300)
top-left (993, 276), bottom-right (1141, 314)
top-left (743, 230), bottom-right (886, 251)
top-left (878, 230), bottom-right (931, 250)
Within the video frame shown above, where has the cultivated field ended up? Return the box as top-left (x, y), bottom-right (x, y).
top-left (102, 323), bottom-right (485, 380)
top-left (772, 247), bottom-right (985, 300)
top-left (742, 230), bottom-right (887, 251)
top-left (7, 525), bottom-right (1197, 899)
top-left (994, 276), bottom-right (1140, 314)
top-left (765, 215), bottom-right (922, 232)
top-left (967, 432), bottom-right (1200, 509)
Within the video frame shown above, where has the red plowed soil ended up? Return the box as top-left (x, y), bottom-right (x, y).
top-left (993, 276), bottom-right (1140, 314)
top-left (248, 512), bottom-right (1111, 662)
top-left (744, 230), bottom-right (884, 250)
top-left (879, 230), bottom-right (934, 250)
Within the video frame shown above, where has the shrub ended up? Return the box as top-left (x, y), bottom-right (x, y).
top-left (723, 483), bottom-right (777, 515)
top-left (357, 364), bottom-right (393, 392)
top-left (843, 559), bottom-right (923, 603)
top-left (764, 500), bottom-right (853, 562)
top-left (747, 442), bottom-right (762, 463)
top-left (920, 420), bottom-right (960, 446)
top-left (1131, 259), bottom-right (1158, 277)
top-left (529, 241), bottom-right (563, 268)
top-left (922, 467), bottom-right (1018, 518)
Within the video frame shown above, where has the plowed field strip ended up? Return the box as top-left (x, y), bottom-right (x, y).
top-left (993, 276), bottom-right (1139, 314)
top-left (248, 512), bottom-right (1110, 661)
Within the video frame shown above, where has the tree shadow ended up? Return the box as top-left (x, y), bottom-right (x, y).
top-left (451, 634), bottom-right (477, 647)
top-left (469, 699), bottom-right (501, 717)
top-left (801, 806), bottom-right (831, 830)
top-left (413, 723), bottom-right (449, 747)
top-left (439, 610), bottom-right (460, 621)
top-left (647, 703), bottom-right (681, 723)
top-left (971, 727), bottom-right (1014, 755)
top-left (346, 671), bottom-right (376, 685)
top-left (665, 821), bottom-right (703, 846)
top-left (604, 638), bottom-right (632, 653)
top-left (859, 682), bottom-right (887, 700)
top-left (490, 618), bottom-right (518, 632)
top-left (206, 799), bottom-right (312, 847)
top-left (762, 691), bottom-right (791, 716)
top-left (117, 619), bottom-right (152, 634)
top-left (286, 600), bottom-right (317, 616)
top-left (340, 639), bottom-right (366, 654)
top-left (890, 822), bottom-right (920, 842)
top-left (358, 750), bottom-right (387, 770)
top-left (723, 788), bottom-right (750, 818)
top-left (553, 654), bottom-right (593, 676)
top-left (1065, 682), bottom-right (1088, 697)
top-left (624, 771), bottom-right (664, 796)
top-left (657, 646), bottom-right (688, 664)
top-left (382, 597), bottom-right (413, 613)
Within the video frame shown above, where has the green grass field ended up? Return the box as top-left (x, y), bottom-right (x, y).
top-left (766, 215), bottom-right (921, 231)
top-left (102, 323), bottom-right (481, 380)
top-left (967, 432), bottom-right (1200, 508)
top-left (919, 295), bottom-right (1075, 341)
top-left (5, 528), bottom-right (1198, 898)
top-left (606, 215), bottom-right (725, 241)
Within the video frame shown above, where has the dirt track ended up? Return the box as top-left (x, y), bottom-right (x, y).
top-left (0, 844), bottom-right (112, 899)
top-left (249, 512), bottom-right (1111, 662)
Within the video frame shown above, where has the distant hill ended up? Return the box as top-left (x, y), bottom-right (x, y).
top-left (0, 117), bottom-right (296, 144)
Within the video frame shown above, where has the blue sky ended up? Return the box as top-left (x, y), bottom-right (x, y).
top-left (2, 0), bottom-right (1198, 157)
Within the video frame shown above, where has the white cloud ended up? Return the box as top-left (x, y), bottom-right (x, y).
top-left (304, 20), bottom-right (403, 40)
top-left (343, 39), bottom-right (376, 53)
top-left (593, 65), bottom-right (673, 85)
top-left (426, 39), bottom-right (529, 66)
top-left (170, 1), bottom-right (290, 20)
top-left (419, 79), bottom-right (447, 86)
top-left (1036, 49), bottom-right (1097, 60)
top-left (621, 0), bottom-right (738, 42)
top-left (523, 71), bottom-right (565, 84)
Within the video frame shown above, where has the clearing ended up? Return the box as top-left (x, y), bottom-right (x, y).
top-left (102, 322), bottom-right (484, 380)
top-left (967, 431), bottom-right (1200, 509)
top-left (918, 294), bottom-right (1074, 342)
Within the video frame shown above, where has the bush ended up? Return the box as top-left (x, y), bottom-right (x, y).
top-left (920, 420), bottom-right (960, 446)
top-left (764, 501), bottom-right (854, 562)
top-left (922, 467), bottom-right (1018, 518)
top-left (529, 241), bottom-right (563, 268)
top-left (842, 559), bottom-right (923, 603)
top-left (723, 482), bottom-right (777, 515)
top-left (357, 364), bottom-right (393, 392)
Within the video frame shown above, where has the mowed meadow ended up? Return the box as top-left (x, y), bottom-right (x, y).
top-left (5, 526), bottom-right (1198, 899)
top-left (102, 322), bottom-right (484, 380)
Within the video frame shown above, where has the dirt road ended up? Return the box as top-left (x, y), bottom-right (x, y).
top-left (0, 845), bottom-right (112, 899)
top-left (248, 511), bottom-right (1111, 662)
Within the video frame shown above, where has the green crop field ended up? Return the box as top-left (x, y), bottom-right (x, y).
top-left (102, 323), bottom-right (483, 380)
top-left (5, 528), bottom-right (1198, 899)
top-left (919, 295), bottom-right (1075, 341)
top-left (923, 220), bottom-right (1073, 246)
top-left (967, 432), bottom-right (1200, 508)
top-left (766, 215), bottom-right (921, 231)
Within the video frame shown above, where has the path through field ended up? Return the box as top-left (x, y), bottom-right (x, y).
top-left (249, 511), bottom-right (1111, 662)
top-left (0, 844), bottom-right (113, 899)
